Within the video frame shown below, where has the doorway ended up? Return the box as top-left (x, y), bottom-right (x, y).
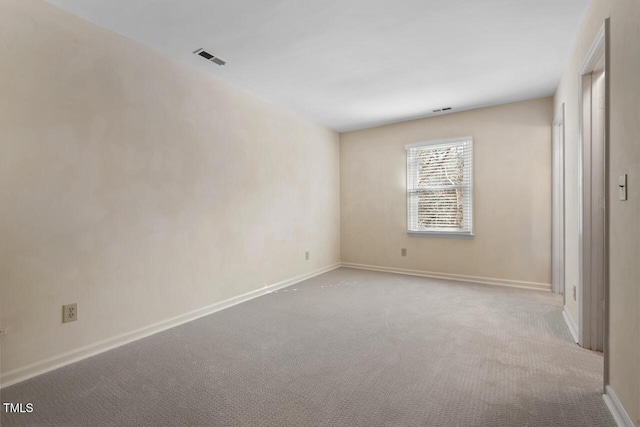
top-left (579, 23), bottom-right (608, 353)
top-left (552, 104), bottom-right (565, 297)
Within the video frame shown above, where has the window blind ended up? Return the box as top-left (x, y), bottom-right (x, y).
top-left (406, 138), bottom-right (473, 235)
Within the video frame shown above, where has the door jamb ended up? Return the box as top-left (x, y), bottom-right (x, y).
top-left (577, 20), bottom-right (609, 364)
top-left (552, 104), bottom-right (566, 298)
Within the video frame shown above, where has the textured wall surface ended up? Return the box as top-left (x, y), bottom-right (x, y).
top-left (554, 0), bottom-right (640, 424)
top-left (340, 98), bottom-right (553, 287)
top-left (0, 0), bottom-right (340, 378)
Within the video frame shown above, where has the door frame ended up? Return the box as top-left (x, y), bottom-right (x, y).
top-left (578, 21), bottom-right (608, 357)
top-left (552, 104), bottom-right (566, 297)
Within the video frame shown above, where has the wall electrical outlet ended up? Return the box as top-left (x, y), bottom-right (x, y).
top-left (63, 303), bottom-right (78, 323)
top-left (305, 251), bottom-right (310, 261)
top-left (573, 286), bottom-right (577, 301)
top-left (401, 248), bottom-right (407, 257)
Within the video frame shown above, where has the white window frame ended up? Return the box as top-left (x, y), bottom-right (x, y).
top-left (406, 136), bottom-right (474, 238)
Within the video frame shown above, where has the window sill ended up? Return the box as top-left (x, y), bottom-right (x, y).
top-left (407, 231), bottom-right (474, 239)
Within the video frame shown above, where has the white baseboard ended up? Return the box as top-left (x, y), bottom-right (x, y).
top-left (603, 385), bottom-right (636, 427)
top-left (0, 263), bottom-right (340, 389)
top-left (562, 306), bottom-right (579, 343)
top-left (340, 262), bottom-right (551, 291)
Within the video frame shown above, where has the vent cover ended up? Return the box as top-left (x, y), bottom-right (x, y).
top-left (193, 48), bottom-right (226, 66)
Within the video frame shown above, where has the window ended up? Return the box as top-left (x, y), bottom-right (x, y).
top-left (406, 137), bottom-right (473, 237)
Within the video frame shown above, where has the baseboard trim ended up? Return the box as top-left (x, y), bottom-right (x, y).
top-left (603, 385), bottom-right (635, 427)
top-left (562, 306), bottom-right (579, 343)
top-left (0, 263), bottom-right (340, 389)
top-left (340, 262), bottom-right (551, 291)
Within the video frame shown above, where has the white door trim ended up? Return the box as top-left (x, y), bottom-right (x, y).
top-left (578, 22), bottom-right (607, 353)
top-left (552, 104), bottom-right (566, 296)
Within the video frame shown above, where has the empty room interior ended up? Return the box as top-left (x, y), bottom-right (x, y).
top-left (1, 0), bottom-right (639, 426)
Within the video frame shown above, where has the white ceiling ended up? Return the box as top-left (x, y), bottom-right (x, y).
top-left (47, 0), bottom-right (590, 132)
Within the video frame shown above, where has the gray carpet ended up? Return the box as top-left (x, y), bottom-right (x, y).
top-left (1, 268), bottom-right (615, 426)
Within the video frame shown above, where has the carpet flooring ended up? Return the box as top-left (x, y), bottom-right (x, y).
top-left (1, 268), bottom-right (615, 426)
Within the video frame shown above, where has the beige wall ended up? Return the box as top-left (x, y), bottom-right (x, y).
top-left (340, 98), bottom-right (553, 288)
top-left (0, 0), bottom-right (340, 379)
top-left (554, 0), bottom-right (640, 424)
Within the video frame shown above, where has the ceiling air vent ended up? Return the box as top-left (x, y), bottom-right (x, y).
top-left (193, 48), bottom-right (226, 66)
